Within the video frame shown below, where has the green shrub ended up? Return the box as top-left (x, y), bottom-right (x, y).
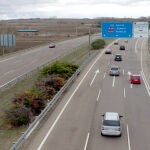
top-left (91, 39), bottom-right (105, 50)
top-left (6, 61), bottom-right (79, 127)
top-left (30, 97), bottom-right (45, 115)
top-left (5, 105), bottom-right (31, 127)
top-left (29, 86), bottom-right (43, 97)
top-left (45, 76), bottom-right (65, 90)
top-left (50, 61), bottom-right (78, 79)
top-left (36, 76), bottom-right (65, 99)
top-left (44, 86), bottom-right (56, 99)
top-left (38, 66), bottom-right (51, 78)
top-left (13, 88), bottom-right (45, 116)
top-left (13, 92), bottom-right (31, 107)
top-left (38, 61), bottom-right (79, 79)
top-left (52, 76), bottom-right (66, 90)
top-left (62, 62), bottom-right (79, 72)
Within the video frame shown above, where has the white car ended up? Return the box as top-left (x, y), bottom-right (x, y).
top-left (101, 112), bottom-right (122, 136)
top-left (105, 48), bottom-right (112, 54)
top-left (109, 65), bottom-right (120, 76)
top-left (49, 43), bottom-right (55, 48)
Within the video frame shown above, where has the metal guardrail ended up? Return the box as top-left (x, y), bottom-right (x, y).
top-left (148, 34), bottom-right (150, 53)
top-left (10, 50), bottom-right (99, 150)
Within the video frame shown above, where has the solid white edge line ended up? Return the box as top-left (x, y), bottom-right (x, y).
top-left (84, 133), bottom-right (90, 150)
top-left (4, 70), bottom-right (14, 76)
top-left (135, 38), bottom-right (139, 53)
top-left (31, 59), bottom-right (38, 64)
top-left (103, 72), bottom-right (106, 79)
top-left (97, 89), bottom-right (102, 102)
top-left (127, 125), bottom-right (131, 150)
top-left (13, 60), bottom-right (21, 64)
top-left (124, 88), bottom-right (126, 98)
top-left (37, 41), bottom-right (114, 150)
top-left (141, 71), bottom-right (150, 90)
top-left (141, 71), bottom-right (150, 97)
top-left (112, 76), bottom-right (115, 87)
top-left (140, 39), bottom-right (144, 72)
top-left (0, 57), bottom-right (15, 63)
top-left (140, 39), bottom-right (150, 96)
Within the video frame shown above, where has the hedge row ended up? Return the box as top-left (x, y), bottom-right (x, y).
top-left (5, 61), bottom-right (79, 127)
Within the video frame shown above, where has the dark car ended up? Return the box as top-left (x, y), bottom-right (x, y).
top-left (114, 42), bottom-right (118, 45)
top-left (49, 43), bottom-right (55, 48)
top-left (115, 54), bottom-right (122, 61)
top-left (120, 45), bottom-right (125, 50)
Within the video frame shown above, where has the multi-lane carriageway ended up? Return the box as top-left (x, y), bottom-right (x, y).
top-left (18, 38), bottom-right (150, 150)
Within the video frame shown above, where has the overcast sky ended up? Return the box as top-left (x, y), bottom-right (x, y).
top-left (0, 0), bottom-right (150, 20)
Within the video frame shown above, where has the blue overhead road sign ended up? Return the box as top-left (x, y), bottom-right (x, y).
top-left (102, 22), bottom-right (132, 38)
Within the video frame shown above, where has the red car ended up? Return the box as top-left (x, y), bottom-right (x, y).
top-left (130, 74), bottom-right (141, 84)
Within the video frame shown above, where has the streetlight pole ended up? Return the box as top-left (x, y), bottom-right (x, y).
top-left (88, 28), bottom-right (91, 56)
top-left (89, 28), bottom-right (91, 50)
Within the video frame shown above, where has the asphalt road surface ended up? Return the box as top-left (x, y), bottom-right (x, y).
top-left (0, 35), bottom-right (99, 87)
top-left (21, 38), bottom-right (150, 150)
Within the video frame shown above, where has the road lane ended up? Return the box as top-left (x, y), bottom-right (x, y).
top-left (125, 80), bottom-right (150, 150)
top-left (21, 41), bottom-right (116, 150)
top-left (123, 38), bottom-right (150, 150)
top-left (0, 35), bottom-right (99, 87)
top-left (87, 68), bottom-right (128, 150)
top-left (21, 38), bottom-right (150, 150)
top-left (36, 46), bottom-right (113, 150)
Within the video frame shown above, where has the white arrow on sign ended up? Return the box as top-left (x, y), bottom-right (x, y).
top-left (90, 69), bottom-right (100, 86)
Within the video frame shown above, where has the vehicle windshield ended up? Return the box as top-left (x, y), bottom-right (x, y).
top-left (111, 67), bottom-right (118, 70)
top-left (103, 120), bottom-right (120, 126)
top-left (132, 76), bottom-right (140, 79)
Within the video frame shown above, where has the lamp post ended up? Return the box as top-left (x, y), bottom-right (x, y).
top-left (89, 28), bottom-right (91, 50)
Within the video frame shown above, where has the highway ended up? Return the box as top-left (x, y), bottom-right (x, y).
top-left (0, 35), bottom-right (99, 87)
top-left (21, 38), bottom-right (150, 150)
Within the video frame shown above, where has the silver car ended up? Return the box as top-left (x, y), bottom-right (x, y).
top-left (105, 48), bottom-right (112, 54)
top-left (101, 112), bottom-right (122, 136)
top-left (109, 65), bottom-right (120, 76)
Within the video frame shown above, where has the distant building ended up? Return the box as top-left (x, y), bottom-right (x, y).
top-left (16, 30), bottom-right (39, 36)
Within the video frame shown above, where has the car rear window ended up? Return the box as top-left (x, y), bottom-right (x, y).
top-left (116, 55), bottom-right (121, 57)
top-left (111, 67), bottom-right (118, 70)
top-left (132, 76), bottom-right (140, 79)
top-left (103, 120), bottom-right (120, 126)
